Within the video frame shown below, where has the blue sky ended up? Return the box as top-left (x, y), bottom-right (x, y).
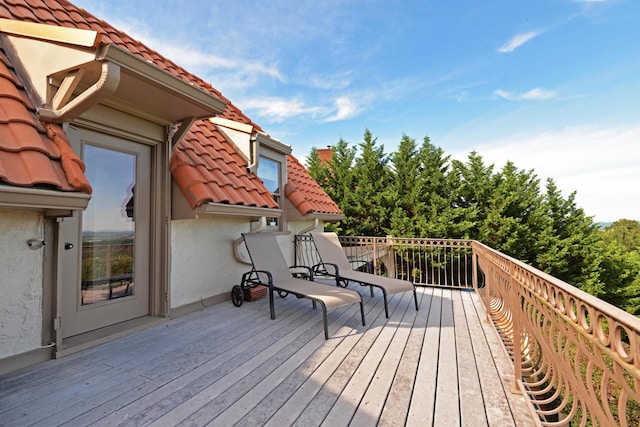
top-left (73, 0), bottom-right (639, 222)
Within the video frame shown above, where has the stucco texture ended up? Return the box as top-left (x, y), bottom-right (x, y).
top-left (0, 208), bottom-right (45, 358)
top-left (169, 218), bottom-right (320, 310)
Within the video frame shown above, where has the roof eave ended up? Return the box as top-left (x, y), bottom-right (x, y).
top-left (40, 43), bottom-right (226, 124)
top-left (307, 212), bottom-right (344, 222)
top-left (0, 185), bottom-right (90, 216)
top-left (171, 201), bottom-right (283, 220)
top-left (95, 44), bottom-right (227, 120)
top-left (1, 18), bottom-right (226, 123)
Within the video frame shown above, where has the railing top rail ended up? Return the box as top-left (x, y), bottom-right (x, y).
top-left (472, 239), bottom-right (640, 337)
top-left (338, 235), bottom-right (473, 247)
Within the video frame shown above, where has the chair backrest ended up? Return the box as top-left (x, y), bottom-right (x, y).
top-left (242, 232), bottom-right (294, 282)
top-left (310, 232), bottom-right (353, 270)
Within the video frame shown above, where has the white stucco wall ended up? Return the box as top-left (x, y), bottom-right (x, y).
top-left (169, 217), bottom-right (322, 310)
top-left (170, 217), bottom-right (252, 309)
top-left (0, 208), bottom-right (45, 359)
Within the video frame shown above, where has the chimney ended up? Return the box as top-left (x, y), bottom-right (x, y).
top-left (317, 146), bottom-right (333, 164)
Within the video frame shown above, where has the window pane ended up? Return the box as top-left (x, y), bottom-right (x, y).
top-left (257, 157), bottom-right (280, 194)
top-left (81, 145), bottom-right (136, 305)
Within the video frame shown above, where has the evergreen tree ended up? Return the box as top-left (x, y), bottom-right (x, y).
top-left (305, 147), bottom-right (330, 189)
top-left (451, 151), bottom-right (495, 240)
top-left (323, 137), bottom-right (355, 208)
top-left (387, 134), bottom-right (424, 237)
top-left (322, 138), bottom-right (356, 235)
top-left (602, 219), bottom-right (640, 251)
top-left (417, 136), bottom-right (474, 238)
top-left (305, 130), bottom-right (640, 316)
top-left (536, 179), bottom-right (604, 295)
top-left (345, 129), bottom-right (390, 236)
top-left (479, 162), bottom-right (545, 263)
top-left (600, 220), bottom-right (640, 312)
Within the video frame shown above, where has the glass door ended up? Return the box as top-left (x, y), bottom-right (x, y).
top-left (60, 129), bottom-right (151, 338)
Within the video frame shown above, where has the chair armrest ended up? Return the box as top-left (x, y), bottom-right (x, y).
top-left (349, 259), bottom-right (373, 273)
top-left (312, 262), bottom-right (340, 276)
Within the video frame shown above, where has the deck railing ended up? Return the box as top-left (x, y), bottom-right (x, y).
top-left (294, 235), bottom-right (475, 288)
top-left (474, 240), bottom-right (640, 426)
top-left (295, 234), bottom-right (640, 425)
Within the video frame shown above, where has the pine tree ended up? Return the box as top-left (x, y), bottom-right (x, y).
top-left (451, 151), bottom-right (495, 241)
top-left (305, 147), bottom-right (330, 189)
top-left (536, 179), bottom-right (604, 295)
top-left (387, 134), bottom-right (424, 237)
top-left (305, 131), bottom-right (639, 316)
top-left (346, 129), bottom-right (390, 236)
top-left (479, 162), bottom-right (545, 263)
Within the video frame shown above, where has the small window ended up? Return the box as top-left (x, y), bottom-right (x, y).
top-left (257, 155), bottom-right (282, 228)
top-left (258, 157), bottom-right (280, 197)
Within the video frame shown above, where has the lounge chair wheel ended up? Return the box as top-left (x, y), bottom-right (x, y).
top-left (277, 290), bottom-right (289, 298)
top-left (231, 285), bottom-right (243, 307)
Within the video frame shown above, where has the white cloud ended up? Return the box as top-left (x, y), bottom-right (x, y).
top-left (240, 97), bottom-right (323, 123)
top-left (96, 16), bottom-right (284, 92)
top-left (453, 125), bottom-right (640, 222)
top-left (324, 96), bottom-right (359, 122)
top-left (494, 88), bottom-right (557, 101)
top-left (307, 74), bottom-right (351, 91)
top-left (220, 95), bottom-right (361, 125)
top-left (498, 31), bottom-right (541, 53)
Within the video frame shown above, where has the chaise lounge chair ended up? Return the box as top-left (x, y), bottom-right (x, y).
top-left (242, 232), bottom-right (365, 339)
top-left (310, 232), bottom-right (419, 318)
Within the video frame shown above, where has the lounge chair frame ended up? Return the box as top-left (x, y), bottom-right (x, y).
top-left (241, 232), bottom-right (365, 339)
top-left (309, 232), bottom-right (419, 318)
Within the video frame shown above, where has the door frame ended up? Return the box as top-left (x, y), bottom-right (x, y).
top-left (54, 107), bottom-right (171, 355)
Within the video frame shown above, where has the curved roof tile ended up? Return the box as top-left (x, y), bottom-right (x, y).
top-left (0, 0), bottom-right (338, 216)
top-left (0, 41), bottom-right (90, 193)
top-left (286, 155), bottom-right (342, 216)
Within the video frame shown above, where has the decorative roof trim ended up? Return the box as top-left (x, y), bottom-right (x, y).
top-left (210, 117), bottom-right (253, 134)
top-left (0, 17), bottom-right (100, 48)
top-left (255, 132), bottom-right (291, 155)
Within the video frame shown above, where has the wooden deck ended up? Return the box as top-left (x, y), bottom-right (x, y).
top-left (0, 286), bottom-right (537, 426)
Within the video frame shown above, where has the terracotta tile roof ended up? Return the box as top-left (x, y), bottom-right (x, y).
top-left (0, 0), bottom-right (269, 206)
top-left (0, 41), bottom-right (91, 193)
top-left (171, 120), bottom-right (277, 209)
top-left (0, 0), bottom-right (339, 215)
top-left (0, 0), bottom-right (262, 129)
top-left (286, 154), bottom-right (342, 216)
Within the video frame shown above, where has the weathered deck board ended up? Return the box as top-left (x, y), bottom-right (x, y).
top-left (406, 287), bottom-right (443, 425)
top-left (0, 286), bottom-right (536, 427)
top-left (452, 290), bottom-right (488, 427)
top-left (377, 287), bottom-right (433, 426)
top-left (434, 289), bottom-right (460, 427)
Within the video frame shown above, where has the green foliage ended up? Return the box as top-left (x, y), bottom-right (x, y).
top-left (345, 129), bottom-right (390, 236)
top-left (307, 129), bottom-right (640, 316)
top-left (602, 219), bottom-right (640, 251)
top-left (600, 220), bottom-right (640, 313)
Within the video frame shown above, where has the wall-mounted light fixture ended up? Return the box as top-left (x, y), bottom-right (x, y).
top-left (27, 239), bottom-right (45, 250)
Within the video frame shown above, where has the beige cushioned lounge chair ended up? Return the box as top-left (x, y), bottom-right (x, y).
top-left (242, 232), bottom-right (365, 339)
top-left (310, 232), bottom-right (418, 318)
